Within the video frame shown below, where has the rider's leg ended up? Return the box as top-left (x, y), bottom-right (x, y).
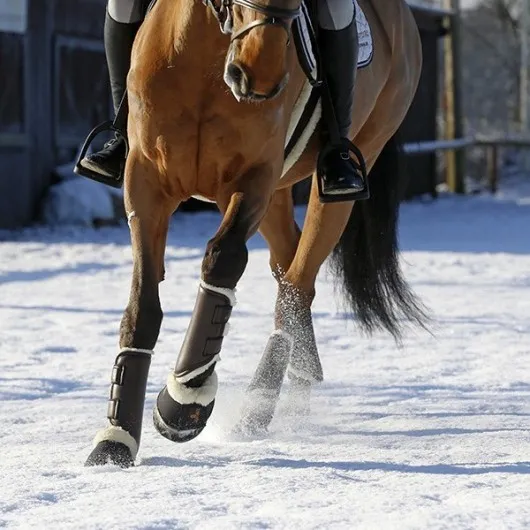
top-left (78, 0), bottom-right (148, 186)
top-left (316, 0), bottom-right (366, 199)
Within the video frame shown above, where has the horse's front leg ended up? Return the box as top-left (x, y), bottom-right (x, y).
top-left (153, 164), bottom-right (276, 443)
top-left (86, 153), bottom-right (176, 467)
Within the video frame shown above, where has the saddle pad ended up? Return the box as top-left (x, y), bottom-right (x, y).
top-left (281, 0), bottom-right (374, 178)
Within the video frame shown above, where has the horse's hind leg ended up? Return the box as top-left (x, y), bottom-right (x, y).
top-left (237, 188), bottom-right (303, 433)
top-left (86, 152), bottom-right (177, 467)
top-left (153, 165), bottom-right (277, 443)
top-left (237, 181), bottom-right (350, 434)
top-left (276, 178), bottom-right (353, 422)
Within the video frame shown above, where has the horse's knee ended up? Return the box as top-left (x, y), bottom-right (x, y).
top-left (202, 235), bottom-right (249, 289)
top-left (120, 291), bottom-right (163, 350)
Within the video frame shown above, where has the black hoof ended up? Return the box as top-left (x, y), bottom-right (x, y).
top-left (85, 440), bottom-right (134, 468)
top-left (153, 386), bottom-right (214, 443)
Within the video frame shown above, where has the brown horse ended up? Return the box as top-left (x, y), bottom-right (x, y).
top-left (85, 0), bottom-right (426, 467)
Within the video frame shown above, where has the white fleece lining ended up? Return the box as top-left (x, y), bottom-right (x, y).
top-left (287, 364), bottom-right (323, 384)
top-left (270, 329), bottom-right (295, 352)
top-left (93, 426), bottom-right (139, 459)
top-left (245, 387), bottom-right (280, 401)
top-left (166, 370), bottom-right (218, 406)
top-left (200, 281), bottom-right (237, 306)
top-left (174, 355), bottom-right (220, 384)
top-left (119, 347), bottom-right (154, 356)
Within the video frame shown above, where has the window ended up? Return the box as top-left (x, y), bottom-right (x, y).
top-left (0, 32), bottom-right (25, 134)
top-left (54, 35), bottom-right (111, 149)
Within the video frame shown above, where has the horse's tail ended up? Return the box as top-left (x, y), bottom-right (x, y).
top-left (329, 134), bottom-right (429, 341)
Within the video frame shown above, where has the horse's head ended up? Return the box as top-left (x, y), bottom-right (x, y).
top-left (209, 0), bottom-right (301, 102)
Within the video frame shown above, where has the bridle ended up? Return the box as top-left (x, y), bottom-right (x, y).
top-left (203, 0), bottom-right (301, 44)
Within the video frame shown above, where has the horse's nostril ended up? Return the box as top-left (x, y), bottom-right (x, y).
top-left (227, 63), bottom-right (242, 84)
top-left (226, 62), bottom-right (249, 95)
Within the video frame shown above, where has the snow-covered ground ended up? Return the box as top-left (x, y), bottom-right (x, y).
top-left (1, 176), bottom-right (530, 529)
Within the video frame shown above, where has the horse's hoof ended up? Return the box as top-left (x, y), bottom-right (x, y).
top-left (282, 396), bottom-right (311, 417)
top-left (236, 388), bottom-right (279, 436)
top-left (283, 375), bottom-right (311, 417)
top-left (232, 417), bottom-right (269, 438)
top-left (85, 440), bottom-right (134, 468)
top-left (153, 385), bottom-right (215, 443)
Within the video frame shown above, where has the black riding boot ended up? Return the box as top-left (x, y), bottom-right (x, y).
top-left (76, 13), bottom-right (141, 187)
top-left (317, 19), bottom-right (367, 202)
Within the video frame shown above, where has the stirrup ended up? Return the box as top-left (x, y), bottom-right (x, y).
top-left (316, 138), bottom-right (370, 203)
top-left (74, 121), bottom-right (129, 189)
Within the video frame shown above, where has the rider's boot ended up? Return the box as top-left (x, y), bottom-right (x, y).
top-left (76, 11), bottom-right (141, 187)
top-left (317, 14), bottom-right (368, 202)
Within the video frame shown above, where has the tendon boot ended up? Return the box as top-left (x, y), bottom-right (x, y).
top-left (85, 348), bottom-right (152, 467)
top-left (154, 284), bottom-right (234, 442)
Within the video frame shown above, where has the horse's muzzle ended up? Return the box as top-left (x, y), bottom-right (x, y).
top-left (224, 61), bottom-right (288, 103)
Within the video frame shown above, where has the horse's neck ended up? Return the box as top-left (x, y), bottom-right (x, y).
top-left (170, 1), bottom-right (225, 61)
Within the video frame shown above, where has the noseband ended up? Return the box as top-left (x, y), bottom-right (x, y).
top-left (204, 0), bottom-right (301, 43)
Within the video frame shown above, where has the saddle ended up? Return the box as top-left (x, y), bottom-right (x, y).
top-left (283, 0), bottom-right (373, 179)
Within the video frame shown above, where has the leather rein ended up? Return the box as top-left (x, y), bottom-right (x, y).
top-left (203, 0), bottom-right (301, 43)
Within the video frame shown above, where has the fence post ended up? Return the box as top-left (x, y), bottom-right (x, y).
top-left (443, 0), bottom-right (466, 194)
top-left (486, 144), bottom-right (498, 194)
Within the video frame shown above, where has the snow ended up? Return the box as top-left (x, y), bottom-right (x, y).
top-left (1, 176), bottom-right (530, 529)
top-left (40, 178), bottom-right (117, 227)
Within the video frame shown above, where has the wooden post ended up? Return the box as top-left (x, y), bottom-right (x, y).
top-left (443, 0), bottom-right (466, 194)
top-left (486, 144), bottom-right (498, 194)
top-left (520, 0), bottom-right (529, 132)
top-left (26, 0), bottom-right (54, 195)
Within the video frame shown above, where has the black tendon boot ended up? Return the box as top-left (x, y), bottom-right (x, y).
top-left (85, 349), bottom-right (152, 468)
top-left (317, 19), bottom-right (368, 202)
top-left (76, 13), bottom-right (141, 188)
top-left (153, 285), bottom-right (233, 443)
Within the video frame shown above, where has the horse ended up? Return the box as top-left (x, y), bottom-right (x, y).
top-left (85, 0), bottom-right (427, 468)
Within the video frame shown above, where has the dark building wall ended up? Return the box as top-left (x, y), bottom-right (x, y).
top-left (0, 0), bottom-right (108, 229)
top-left (399, 7), bottom-right (446, 199)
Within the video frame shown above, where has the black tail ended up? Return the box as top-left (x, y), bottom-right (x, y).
top-left (329, 134), bottom-right (429, 341)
